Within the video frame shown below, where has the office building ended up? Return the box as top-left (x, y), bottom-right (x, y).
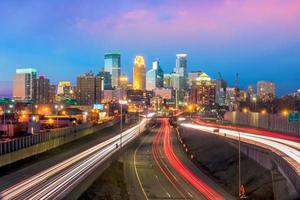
top-left (119, 75), bottom-right (129, 89)
top-left (190, 73), bottom-right (216, 106)
top-left (98, 71), bottom-right (112, 90)
top-left (215, 80), bottom-right (227, 106)
top-left (188, 71), bottom-right (202, 88)
top-left (257, 81), bottom-right (275, 102)
top-left (174, 54), bottom-right (187, 90)
top-left (13, 68), bottom-right (37, 101)
top-left (146, 60), bottom-right (164, 91)
top-left (104, 52), bottom-right (121, 88)
top-left (133, 56), bottom-right (146, 90)
top-left (36, 76), bottom-right (50, 104)
top-left (49, 85), bottom-right (57, 104)
top-left (163, 73), bottom-right (172, 88)
top-left (226, 87), bottom-right (238, 110)
top-left (76, 72), bottom-right (102, 105)
top-left (170, 72), bottom-right (181, 90)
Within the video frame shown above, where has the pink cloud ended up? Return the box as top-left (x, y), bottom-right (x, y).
top-left (74, 0), bottom-right (300, 43)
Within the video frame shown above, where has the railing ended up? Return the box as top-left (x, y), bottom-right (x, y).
top-left (224, 112), bottom-right (300, 137)
top-left (0, 123), bottom-right (96, 156)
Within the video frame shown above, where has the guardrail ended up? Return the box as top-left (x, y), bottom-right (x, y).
top-left (0, 123), bottom-right (94, 156)
top-left (224, 112), bottom-right (300, 137)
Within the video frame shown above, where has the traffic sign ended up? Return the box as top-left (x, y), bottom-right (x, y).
top-left (288, 111), bottom-right (299, 123)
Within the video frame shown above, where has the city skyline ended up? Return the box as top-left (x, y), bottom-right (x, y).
top-left (1, 0), bottom-right (300, 96)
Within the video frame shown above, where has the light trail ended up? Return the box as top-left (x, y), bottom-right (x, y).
top-left (162, 119), bottom-right (224, 200)
top-left (151, 122), bottom-right (187, 199)
top-left (0, 117), bottom-right (150, 200)
top-left (181, 123), bottom-right (300, 164)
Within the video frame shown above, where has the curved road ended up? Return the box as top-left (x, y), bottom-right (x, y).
top-left (126, 118), bottom-right (232, 200)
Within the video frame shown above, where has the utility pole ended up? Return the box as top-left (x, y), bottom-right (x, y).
top-left (235, 72), bottom-right (242, 198)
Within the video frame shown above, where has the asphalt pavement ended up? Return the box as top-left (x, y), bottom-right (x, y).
top-left (124, 119), bottom-right (233, 200)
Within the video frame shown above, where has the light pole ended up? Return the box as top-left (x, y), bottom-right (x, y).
top-left (119, 100), bottom-right (128, 147)
top-left (55, 105), bottom-right (58, 127)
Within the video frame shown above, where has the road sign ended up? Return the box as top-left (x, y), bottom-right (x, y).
top-left (288, 111), bottom-right (299, 123)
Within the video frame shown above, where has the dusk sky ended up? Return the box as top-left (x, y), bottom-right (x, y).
top-left (1, 0), bottom-right (300, 97)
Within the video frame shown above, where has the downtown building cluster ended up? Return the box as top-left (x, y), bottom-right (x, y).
top-left (10, 53), bottom-right (278, 113)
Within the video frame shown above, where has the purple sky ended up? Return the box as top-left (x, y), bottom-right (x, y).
top-left (1, 0), bottom-right (300, 97)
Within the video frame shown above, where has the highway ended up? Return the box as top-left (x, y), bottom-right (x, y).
top-left (125, 118), bottom-right (232, 200)
top-left (0, 117), bottom-right (150, 200)
top-left (181, 122), bottom-right (300, 166)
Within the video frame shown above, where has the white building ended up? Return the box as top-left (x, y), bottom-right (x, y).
top-left (13, 68), bottom-right (37, 101)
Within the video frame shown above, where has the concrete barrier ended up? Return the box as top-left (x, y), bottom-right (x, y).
top-left (224, 112), bottom-right (300, 137)
top-left (0, 120), bottom-right (118, 168)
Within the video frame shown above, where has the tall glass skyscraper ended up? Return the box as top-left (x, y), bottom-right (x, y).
top-left (133, 56), bottom-right (146, 90)
top-left (146, 60), bottom-right (164, 91)
top-left (104, 52), bottom-right (121, 88)
top-left (13, 68), bottom-right (37, 101)
top-left (174, 54), bottom-right (188, 90)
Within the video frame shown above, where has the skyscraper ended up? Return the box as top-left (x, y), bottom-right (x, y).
top-left (146, 69), bottom-right (156, 91)
top-left (104, 52), bottom-right (121, 88)
top-left (188, 71), bottom-right (202, 88)
top-left (98, 71), bottom-right (112, 90)
top-left (257, 81), bottom-right (275, 102)
top-left (36, 76), bottom-right (50, 104)
top-left (13, 68), bottom-right (37, 101)
top-left (174, 54), bottom-right (188, 89)
top-left (76, 72), bottom-right (102, 105)
top-left (215, 80), bottom-right (227, 106)
top-left (133, 56), bottom-right (146, 90)
top-left (190, 73), bottom-right (216, 106)
top-left (119, 75), bottom-right (129, 89)
top-left (163, 73), bottom-right (172, 88)
top-left (146, 60), bottom-right (164, 91)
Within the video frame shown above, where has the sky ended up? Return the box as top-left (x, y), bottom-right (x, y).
top-left (1, 0), bottom-right (300, 97)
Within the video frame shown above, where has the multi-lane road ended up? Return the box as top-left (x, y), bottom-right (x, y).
top-left (125, 118), bottom-right (233, 200)
top-left (182, 121), bottom-right (300, 172)
top-left (0, 118), bottom-right (149, 200)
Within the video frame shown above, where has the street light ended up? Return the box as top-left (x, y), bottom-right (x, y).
top-left (119, 100), bottom-right (128, 147)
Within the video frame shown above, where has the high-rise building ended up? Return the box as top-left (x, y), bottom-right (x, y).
top-left (76, 72), bottom-right (102, 105)
top-left (174, 54), bottom-right (187, 90)
top-left (133, 56), bottom-right (146, 90)
top-left (146, 69), bottom-right (156, 91)
top-left (57, 81), bottom-right (73, 95)
top-left (104, 52), bottom-right (121, 88)
top-left (188, 71), bottom-right (202, 88)
top-left (190, 73), bottom-right (216, 106)
top-left (225, 87), bottom-right (238, 110)
top-left (170, 72), bottom-right (181, 90)
top-left (257, 81), bottom-right (275, 102)
top-left (49, 85), bottom-right (57, 104)
top-left (119, 75), bottom-right (129, 89)
top-left (215, 80), bottom-right (227, 106)
top-left (163, 73), bottom-right (172, 88)
top-left (13, 68), bottom-right (37, 101)
top-left (247, 84), bottom-right (255, 101)
top-left (98, 71), bottom-right (112, 90)
top-left (36, 76), bottom-right (50, 104)
top-left (146, 60), bottom-right (164, 91)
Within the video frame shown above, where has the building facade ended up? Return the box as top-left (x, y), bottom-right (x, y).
top-left (104, 52), bottom-right (121, 88)
top-left (133, 56), bottom-right (146, 90)
top-left (257, 81), bottom-right (275, 102)
top-left (76, 72), bottom-right (102, 105)
top-left (13, 68), bottom-right (37, 101)
top-left (98, 71), bottom-right (112, 90)
top-left (36, 76), bottom-right (50, 104)
top-left (215, 79), bottom-right (227, 106)
top-left (174, 54), bottom-right (188, 90)
top-left (190, 73), bottom-right (216, 106)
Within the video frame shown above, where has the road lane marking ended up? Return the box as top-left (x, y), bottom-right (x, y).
top-left (134, 137), bottom-right (149, 200)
